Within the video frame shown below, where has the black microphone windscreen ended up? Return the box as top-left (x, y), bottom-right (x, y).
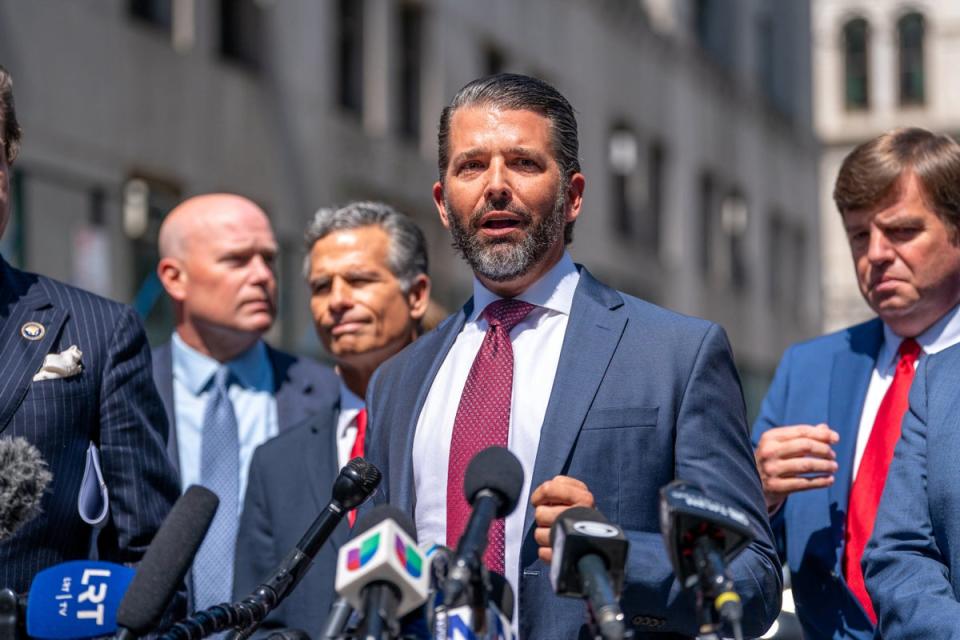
top-left (352, 504), bottom-right (416, 540)
top-left (463, 447), bottom-right (523, 517)
top-left (116, 485), bottom-right (219, 634)
top-left (0, 437), bottom-right (53, 541)
top-left (333, 458), bottom-right (382, 510)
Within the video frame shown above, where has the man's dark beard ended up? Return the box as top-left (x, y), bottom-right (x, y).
top-left (445, 187), bottom-right (567, 282)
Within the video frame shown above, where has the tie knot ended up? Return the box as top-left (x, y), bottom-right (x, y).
top-left (898, 337), bottom-right (922, 364)
top-left (212, 366), bottom-right (233, 392)
top-left (483, 298), bottom-right (535, 332)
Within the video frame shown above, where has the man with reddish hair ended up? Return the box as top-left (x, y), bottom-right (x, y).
top-left (754, 127), bottom-right (960, 639)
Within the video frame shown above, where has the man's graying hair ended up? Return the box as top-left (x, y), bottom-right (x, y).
top-left (302, 201), bottom-right (429, 291)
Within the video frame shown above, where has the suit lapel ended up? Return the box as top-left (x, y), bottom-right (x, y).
top-left (0, 268), bottom-right (68, 434)
top-left (152, 343), bottom-right (180, 475)
top-left (522, 270), bottom-right (626, 540)
top-left (391, 305), bottom-right (472, 515)
top-left (304, 398), bottom-right (343, 514)
top-left (827, 319), bottom-right (883, 566)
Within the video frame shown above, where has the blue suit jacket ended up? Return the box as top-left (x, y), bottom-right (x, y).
top-left (366, 267), bottom-right (781, 639)
top-left (233, 405), bottom-right (347, 635)
top-left (863, 341), bottom-right (960, 637)
top-left (151, 341), bottom-right (339, 480)
top-left (752, 318), bottom-right (883, 639)
top-left (0, 258), bottom-right (181, 593)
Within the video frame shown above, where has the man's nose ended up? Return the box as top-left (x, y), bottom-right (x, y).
top-left (867, 229), bottom-right (895, 264)
top-left (250, 255), bottom-right (275, 284)
top-left (485, 159), bottom-right (512, 205)
top-left (328, 278), bottom-right (354, 310)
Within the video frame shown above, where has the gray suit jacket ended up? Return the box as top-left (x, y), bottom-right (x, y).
top-left (151, 340), bottom-right (339, 479)
top-left (365, 266), bottom-right (782, 639)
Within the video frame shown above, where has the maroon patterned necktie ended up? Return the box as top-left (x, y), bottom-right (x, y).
top-left (446, 298), bottom-right (535, 573)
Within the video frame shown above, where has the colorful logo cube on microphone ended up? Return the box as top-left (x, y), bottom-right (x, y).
top-left (335, 519), bottom-right (430, 617)
top-left (347, 532), bottom-right (380, 571)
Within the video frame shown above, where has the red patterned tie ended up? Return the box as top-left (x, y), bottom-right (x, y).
top-left (348, 408), bottom-right (367, 527)
top-left (843, 337), bottom-right (921, 623)
top-left (446, 298), bottom-right (535, 573)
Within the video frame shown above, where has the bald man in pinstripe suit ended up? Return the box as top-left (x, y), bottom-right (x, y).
top-left (0, 65), bottom-right (180, 593)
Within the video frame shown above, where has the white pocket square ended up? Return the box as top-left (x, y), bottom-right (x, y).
top-left (33, 345), bottom-right (83, 381)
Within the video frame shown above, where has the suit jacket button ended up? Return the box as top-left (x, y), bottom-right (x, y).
top-left (830, 570), bottom-right (839, 580)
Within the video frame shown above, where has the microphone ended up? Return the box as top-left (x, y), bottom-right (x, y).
top-left (115, 485), bottom-right (220, 640)
top-left (334, 505), bottom-right (429, 640)
top-left (264, 629), bottom-right (310, 640)
top-left (444, 447), bottom-right (524, 609)
top-left (0, 437), bottom-right (53, 541)
top-left (550, 507), bottom-right (628, 640)
top-left (319, 596), bottom-right (353, 640)
top-left (160, 458), bottom-right (381, 640)
top-left (444, 572), bottom-right (514, 640)
top-left (24, 561), bottom-right (135, 639)
top-left (659, 480), bottom-right (755, 640)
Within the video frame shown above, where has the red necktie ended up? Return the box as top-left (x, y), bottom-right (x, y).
top-left (348, 408), bottom-right (367, 527)
top-left (446, 299), bottom-right (534, 573)
top-left (843, 337), bottom-right (921, 623)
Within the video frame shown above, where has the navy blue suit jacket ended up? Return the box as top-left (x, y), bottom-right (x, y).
top-left (366, 267), bottom-right (781, 639)
top-left (233, 405), bottom-right (347, 635)
top-left (151, 341), bottom-right (339, 480)
top-left (863, 341), bottom-right (960, 637)
top-left (0, 258), bottom-right (181, 593)
top-left (752, 318), bottom-right (883, 639)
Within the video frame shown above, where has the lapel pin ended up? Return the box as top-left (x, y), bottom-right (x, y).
top-left (21, 322), bottom-right (46, 341)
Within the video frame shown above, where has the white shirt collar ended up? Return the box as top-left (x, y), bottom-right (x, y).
top-left (880, 302), bottom-right (960, 369)
top-left (338, 378), bottom-right (365, 438)
top-left (467, 251), bottom-right (580, 323)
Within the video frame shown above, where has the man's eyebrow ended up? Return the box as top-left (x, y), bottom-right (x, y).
top-left (451, 148), bottom-right (486, 166)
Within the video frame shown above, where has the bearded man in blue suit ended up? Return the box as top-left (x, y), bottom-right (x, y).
top-left (364, 74), bottom-right (781, 639)
top-left (753, 128), bottom-right (960, 639)
top-left (0, 65), bottom-right (180, 593)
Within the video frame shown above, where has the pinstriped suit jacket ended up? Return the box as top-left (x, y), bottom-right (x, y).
top-left (0, 257), bottom-right (181, 594)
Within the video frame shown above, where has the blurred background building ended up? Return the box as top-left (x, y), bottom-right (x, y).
top-left (814, 0), bottom-right (960, 331)
top-left (0, 0), bottom-right (820, 418)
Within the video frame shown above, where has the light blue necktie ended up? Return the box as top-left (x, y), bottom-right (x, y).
top-left (192, 366), bottom-right (240, 611)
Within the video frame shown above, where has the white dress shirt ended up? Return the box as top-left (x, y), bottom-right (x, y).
top-left (171, 333), bottom-right (278, 510)
top-left (336, 380), bottom-right (365, 470)
top-left (412, 251), bottom-right (580, 623)
top-left (852, 303), bottom-right (960, 476)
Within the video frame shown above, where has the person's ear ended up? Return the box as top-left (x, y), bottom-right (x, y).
top-left (157, 257), bottom-right (187, 302)
top-left (406, 274), bottom-right (431, 321)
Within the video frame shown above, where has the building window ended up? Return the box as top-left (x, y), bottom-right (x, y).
top-left (123, 176), bottom-right (181, 345)
top-left (609, 127), bottom-right (639, 238)
top-left (898, 12), bottom-right (926, 106)
top-left (646, 141), bottom-right (666, 254)
top-left (756, 13), bottom-right (776, 103)
top-left (768, 212), bottom-right (806, 317)
top-left (721, 191), bottom-right (749, 290)
top-left (698, 171), bottom-right (716, 275)
top-left (843, 17), bottom-right (870, 110)
top-left (219, 0), bottom-right (262, 69)
top-left (398, 4), bottom-right (423, 140)
top-left (337, 0), bottom-right (364, 115)
top-left (129, 0), bottom-right (173, 32)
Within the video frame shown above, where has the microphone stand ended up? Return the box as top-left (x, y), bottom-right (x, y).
top-left (0, 589), bottom-right (20, 640)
